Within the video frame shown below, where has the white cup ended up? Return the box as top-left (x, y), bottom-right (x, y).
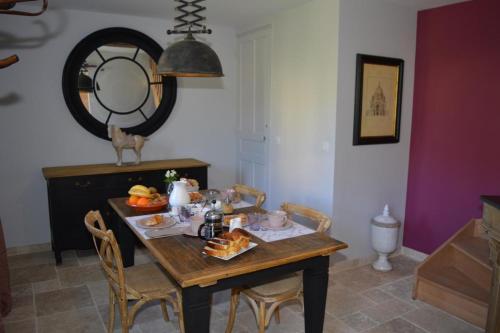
top-left (190, 215), bottom-right (205, 234)
top-left (267, 210), bottom-right (287, 227)
top-left (229, 217), bottom-right (242, 232)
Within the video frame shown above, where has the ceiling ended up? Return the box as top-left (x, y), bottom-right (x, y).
top-left (27, 0), bottom-right (469, 30)
top-left (40, 0), bottom-right (313, 31)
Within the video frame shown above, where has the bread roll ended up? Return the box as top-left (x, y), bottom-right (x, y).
top-left (239, 237), bottom-right (250, 248)
top-left (232, 228), bottom-right (251, 238)
top-left (144, 215), bottom-right (164, 226)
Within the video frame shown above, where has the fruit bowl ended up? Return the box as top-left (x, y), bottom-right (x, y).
top-left (126, 197), bottom-right (168, 213)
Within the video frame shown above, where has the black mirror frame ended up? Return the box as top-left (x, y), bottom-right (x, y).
top-left (62, 27), bottom-right (177, 140)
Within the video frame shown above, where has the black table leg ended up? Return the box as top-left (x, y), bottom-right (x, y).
top-left (303, 256), bottom-right (330, 333)
top-left (109, 210), bottom-right (135, 267)
top-left (54, 249), bottom-right (62, 265)
top-left (182, 285), bottom-right (212, 333)
top-left (118, 226), bottom-right (135, 267)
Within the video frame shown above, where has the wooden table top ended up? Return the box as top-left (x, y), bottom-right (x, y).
top-left (108, 197), bottom-right (348, 288)
top-left (43, 158), bottom-right (210, 179)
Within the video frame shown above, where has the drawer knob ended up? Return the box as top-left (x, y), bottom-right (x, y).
top-left (128, 177), bottom-right (143, 182)
top-left (74, 181), bottom-right (91, 188)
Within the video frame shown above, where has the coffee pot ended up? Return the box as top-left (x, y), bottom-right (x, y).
top-left (198, 200), bottom-right (224, 240)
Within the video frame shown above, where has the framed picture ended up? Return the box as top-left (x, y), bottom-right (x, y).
top-left (353, 54), bottom-right (404, 145)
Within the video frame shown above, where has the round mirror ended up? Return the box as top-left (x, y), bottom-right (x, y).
top-left (63, 28), bottom-right (177, 140)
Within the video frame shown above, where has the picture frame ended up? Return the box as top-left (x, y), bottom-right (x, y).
top-left (353, 54), bottom-right (404, 145)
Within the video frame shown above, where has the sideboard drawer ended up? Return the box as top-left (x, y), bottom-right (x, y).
top-left (51, 174), bottom-right (110, 191)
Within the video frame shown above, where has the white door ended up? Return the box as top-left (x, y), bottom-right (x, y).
top-left (237, 26), bottom-right (271, 205)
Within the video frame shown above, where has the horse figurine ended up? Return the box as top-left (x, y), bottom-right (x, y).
top-left (108, 125), bottom-right (147, 166)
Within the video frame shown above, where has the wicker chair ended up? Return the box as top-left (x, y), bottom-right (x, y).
top-left (225, 203), bottom-right (332, 333)
top-left (84, 211), bottom-right (184, 333)
top-left (232, 184), bottom-right (266, 208)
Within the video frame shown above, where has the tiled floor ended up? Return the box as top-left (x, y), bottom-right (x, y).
top-left (4, 250), bottom-right (484, 333)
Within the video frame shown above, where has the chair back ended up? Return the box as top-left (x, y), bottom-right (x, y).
top-left (233, 184), bottom-right (266, 208)
top-left (84, 211), bottom-right (132, 300)
top-left (280, 202), bottom-right (332, 233)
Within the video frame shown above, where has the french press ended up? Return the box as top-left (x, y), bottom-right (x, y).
top-left (198, 200), bottom-right (223, 240)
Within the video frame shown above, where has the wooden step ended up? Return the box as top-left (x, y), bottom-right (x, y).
top-left (420, 266), bottom-right (489, 305)
top-left (451, 237), bottom-right (492, 271)
top-left (413, 219), bottom-right (492, 328)
top-left (416, 271), bottom-right (488, 328)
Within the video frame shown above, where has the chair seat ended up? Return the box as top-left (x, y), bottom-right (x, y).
top-left (125, 263), bottom-right (178, 298)
top-left (243, 273), bottom-right (302, 299)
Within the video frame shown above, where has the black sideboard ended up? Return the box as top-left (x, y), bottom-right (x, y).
top-left (42, 159), bottom-right (210, 264)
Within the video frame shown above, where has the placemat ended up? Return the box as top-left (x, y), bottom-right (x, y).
top-left (244, 221), bottom-right (315, 242)
top-left (126, 213), bottom-right (190, 240)
top-left (125, 201), bottom-right (254, 240)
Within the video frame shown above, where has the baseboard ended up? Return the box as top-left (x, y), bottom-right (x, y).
top-left (7, 242), bottom-right (51, 256)
top-left (329, 253), bottom-right (378, 273)
top-left (329, 246), bottom-right (428, 274)
top-left (401, 246), bottom-right (428, 262)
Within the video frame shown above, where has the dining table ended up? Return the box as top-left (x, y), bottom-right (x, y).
top-left (107, 197), bottom-right (348, 333)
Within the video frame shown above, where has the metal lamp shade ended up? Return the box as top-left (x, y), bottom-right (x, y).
top-left (78, 72), bottom-right (93, 92)
top-left (157, 34), bottom-right (223, 77)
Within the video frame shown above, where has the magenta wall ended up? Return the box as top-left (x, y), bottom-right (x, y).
top-left (403, 0), bottom-right (500, 254)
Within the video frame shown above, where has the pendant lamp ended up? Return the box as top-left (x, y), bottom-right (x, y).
top-left (157, 0), bottom-right (223, 77)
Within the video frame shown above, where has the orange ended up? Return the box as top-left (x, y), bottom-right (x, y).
top-left (128, 195), bottom-right (140, 205)
top-left (137, 197), bottom-right (151, 207)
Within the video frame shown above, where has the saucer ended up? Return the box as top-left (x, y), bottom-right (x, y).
top-left (260, 219), bottom-right (293, 231)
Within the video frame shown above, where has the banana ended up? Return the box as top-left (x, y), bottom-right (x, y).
top-left (128, 185), bottom-right (152, 198)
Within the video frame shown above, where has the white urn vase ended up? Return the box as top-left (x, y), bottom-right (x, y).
top-left (169, 181), bottom-right (190, 208)
top-left (371, 204), bottom-right (401, 272)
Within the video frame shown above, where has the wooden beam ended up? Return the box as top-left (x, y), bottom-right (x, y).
top-left (0, 55), bottom-right (19, 69)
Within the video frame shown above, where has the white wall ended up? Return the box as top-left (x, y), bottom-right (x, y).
top-left (0, 9), bottom-right (238, 247)
top-left (268, 0), bottom-right (339, 216)
top-left (246, 0), bottom-right (416, 263)
top-left (333, 0), bottom-right (417, 260)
